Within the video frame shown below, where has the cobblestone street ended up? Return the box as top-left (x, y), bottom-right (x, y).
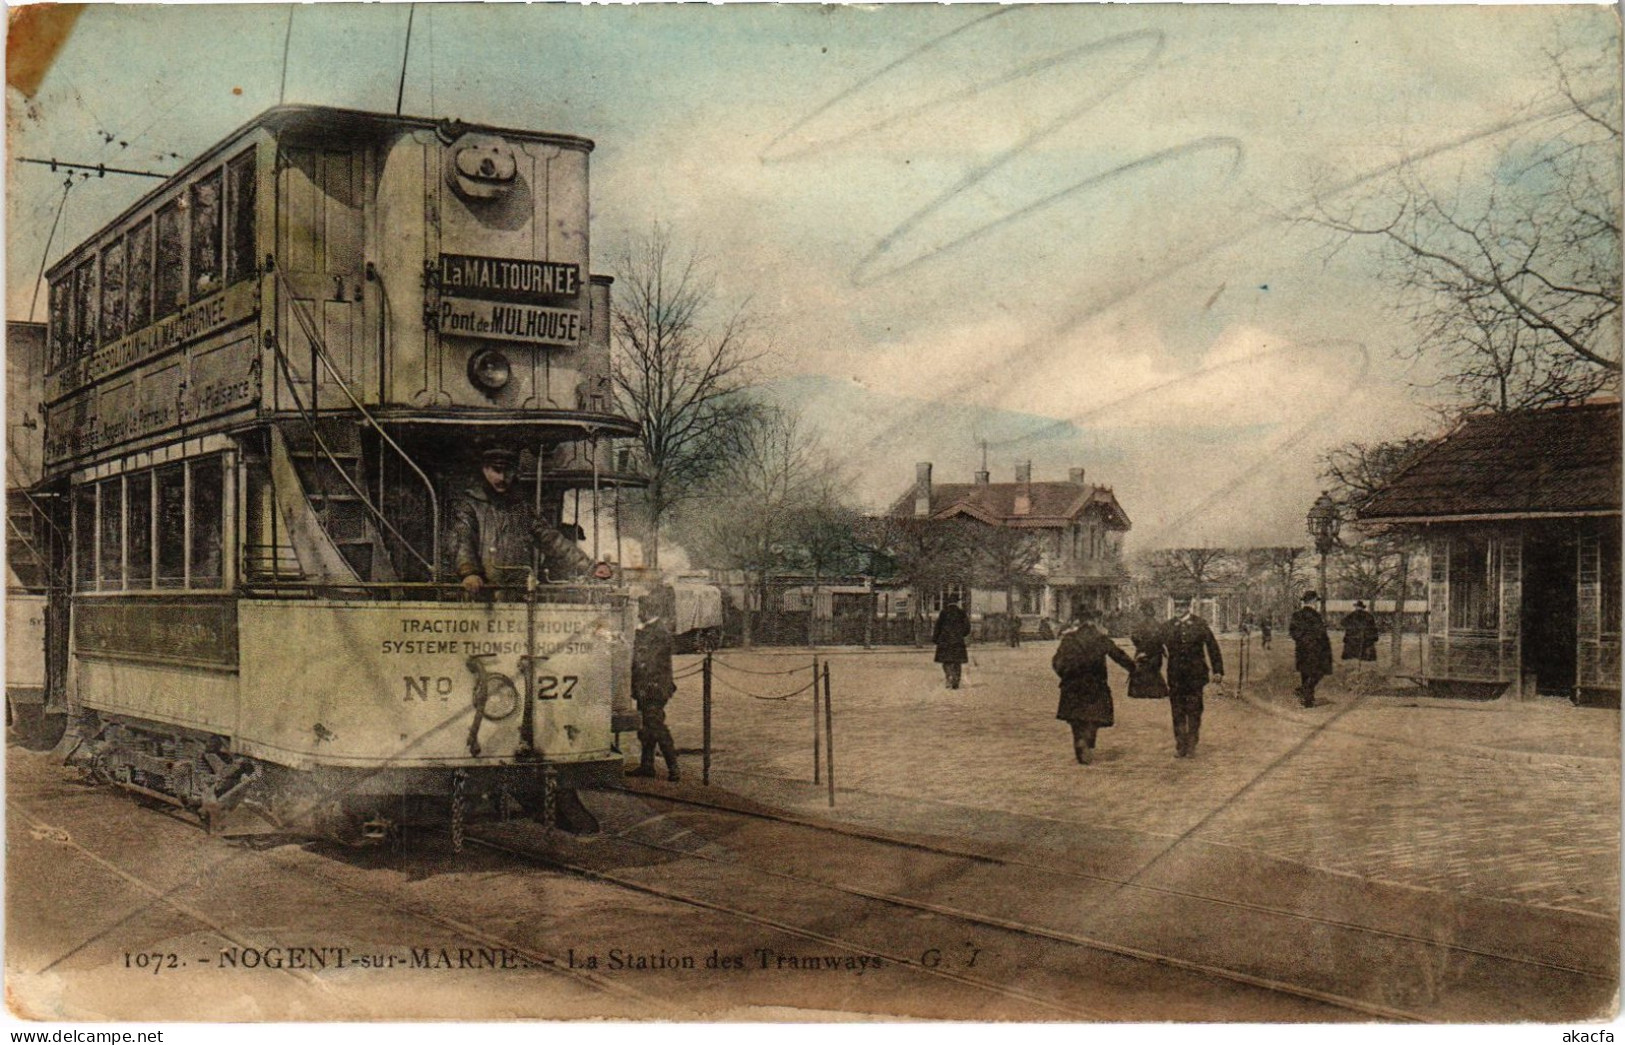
top-left (655, 636), bottom-right (1621, 920)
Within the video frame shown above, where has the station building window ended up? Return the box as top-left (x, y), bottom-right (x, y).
top-left (225, 150), bottom-right (257, 286)
top-left (190, 170), bottom-right (224, 299)
top-left (929, 584), bottom-right (966, 614)
top-left (99, 240), bottom-right (126, 345)
top-left (154, 200), bottom-right (186, 320)
top-left (126, 219), bottom-right (154, 332)
top-left (1449, 535), bottom-right (1499, 633)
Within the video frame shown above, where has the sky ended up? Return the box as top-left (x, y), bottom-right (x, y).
top-left (6, 2), bottom-right (1621, 552)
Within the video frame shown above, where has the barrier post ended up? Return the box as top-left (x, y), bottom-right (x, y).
top-left (812, 656), bottom-right (821, 784)
top-left (702, 652), bottom-right (713, 787)
top-left (823, 662), bottom-right (835, 808)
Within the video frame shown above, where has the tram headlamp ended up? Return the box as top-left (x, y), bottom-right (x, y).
top-left (478, 673), bottom-right (519, 722)
top-left (468, 350), bottom-right (512, 394)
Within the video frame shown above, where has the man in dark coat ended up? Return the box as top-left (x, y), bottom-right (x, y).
top-left (1052, 609), bottom-right (1134, 764)
top-left (627, 593), bottom-right (680, 781)
top-left (1127, 601), bottom-right (1168, 699)
top-left (449, 446), bottom-right (592, 593)
top-left (932, 596), bottom-right (971, 689)
top-left (1341, 600), bottom-right (1380, 662)
top-left (1290, 591), bottom-right (1334, 707)
top-left (1163, 599), bottom-right (1224, 757)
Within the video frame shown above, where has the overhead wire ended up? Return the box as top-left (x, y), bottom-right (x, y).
top-left (28, 177), bottom-right (74, 322)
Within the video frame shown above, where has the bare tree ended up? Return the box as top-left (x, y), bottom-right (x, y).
top-left (1320, 436), bottom-right (1434, 658)
top-left (674, 407), bottom-right (835, 646)
top-left (1310, 43), bottom-right (1621, 411)
top-left (857, 515), bottom-right (979, 643)
top-left (972, 524), bottom-right (1044, 644)
top-left (1241, 546), bottom-right (1308, 623)
top-left (611, 224), bottom-right (766, 568)
top-left (1142, 547), bottom-right (1236, 602)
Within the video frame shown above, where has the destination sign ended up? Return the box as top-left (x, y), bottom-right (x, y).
top-left (47, 280), bottom-right (257, 404)
top-left (438, 297), bottom-right (582, 347)
top-left (439, 253), bottom-right (581, 304)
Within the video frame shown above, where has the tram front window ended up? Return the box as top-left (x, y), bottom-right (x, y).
top-left (156, 464), bottom-right (186, 588)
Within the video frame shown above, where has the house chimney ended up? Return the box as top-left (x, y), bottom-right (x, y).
top-left (914, 462), bottom-right (933, 517)
top-left (1013, 460), bottom-right (1032, 515)
top-left (1015, 461), bottom-right (1031, 484)
top-left (1069, 467), bottom-right (1086, 485)
top-left (974, 468), bottom-right (990, 485)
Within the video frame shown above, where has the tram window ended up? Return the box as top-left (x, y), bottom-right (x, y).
top-left (100, 240), bottom-right (127, 345)
top-left (155, 200), bottom-right (186, 320)
top-left (48, 277), bottom-right (70, 370)
top-left (127, 471), bottom-right (153, 589)
top-left (226, 151), bottom-right (256, 286)
top-left (127, 218), bottom-right (154, 332)
top-left (190, 171), bottom-right (224, 299)
top-left (190, 456), bottom-right (225, 589)
top-left (98, 478), bottom-right (123, 590)
top-left (156, 463), bottom-right (187, 588)
top-left (72, 259), bottom-right (98, 357)
top-left (74, 486), bottom-right (97, 590)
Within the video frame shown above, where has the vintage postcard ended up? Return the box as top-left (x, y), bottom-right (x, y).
top-left (5, 2), bottom-right (1620, 1032)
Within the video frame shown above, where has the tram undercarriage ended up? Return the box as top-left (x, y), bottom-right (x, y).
top-left (68, 709), bottom-right (614, 845)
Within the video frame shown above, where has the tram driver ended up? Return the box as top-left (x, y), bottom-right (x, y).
top-left (450, 445), bottom-right (593, 594)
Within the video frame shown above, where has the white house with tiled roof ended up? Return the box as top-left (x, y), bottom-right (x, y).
top-left (885, 461), bottom-right (1132, 627)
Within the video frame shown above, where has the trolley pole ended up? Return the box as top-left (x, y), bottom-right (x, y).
top-left (823, 662), bottom-right (835, 808)
top-left (811, 656), bottom-right (821, 784)
top-left (702, 652), bottom-right (713, 787)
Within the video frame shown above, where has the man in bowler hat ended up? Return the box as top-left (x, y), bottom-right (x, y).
top-left (1290, 590), bottom-right (1334, 707)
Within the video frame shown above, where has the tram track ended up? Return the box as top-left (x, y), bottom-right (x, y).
top-left (619, 782), bottom-right (1613, 983)
top-left (593, 783), bottom-right (1614, 1022)
top-left (463, 818), bottom-right (1376, 1022)
top-left (460, 830), bottom-right (1111, 1020)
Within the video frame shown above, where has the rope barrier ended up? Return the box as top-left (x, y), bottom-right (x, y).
top-left (707, 656), bottom-right (818, 677)
top-left (708, 672), bottom-right (819, 702)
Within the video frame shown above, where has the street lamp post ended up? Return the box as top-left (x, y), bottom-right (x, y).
top-left (1306, 491), bottom-right (1341, 618)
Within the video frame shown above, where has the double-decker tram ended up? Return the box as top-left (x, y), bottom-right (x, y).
top-left (36, 106), bottom-right (643, 841)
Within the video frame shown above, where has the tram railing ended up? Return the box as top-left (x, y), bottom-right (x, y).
top-left (236, 578), bottom-right (630, 604)
top-left (265, 261), bottom-right (440, 579)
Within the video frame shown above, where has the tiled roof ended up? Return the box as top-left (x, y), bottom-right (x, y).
top-left (1359, 402), bottom-right (1621, 520)
top-left (887, 481), bottom-right (1131, 529)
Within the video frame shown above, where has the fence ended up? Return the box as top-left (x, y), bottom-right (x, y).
top-left (680, 651), bottom-right (839, 806)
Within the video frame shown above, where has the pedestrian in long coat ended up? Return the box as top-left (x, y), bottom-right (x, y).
top-left (1290, 591), bottom-right (1334, 707)
top-left (932, 597), bottom-right (971, 690)
top-left (1127, 602), bottom-right (1169, 699)
top-left (1341, 601), bottom-right (1380, 662)
top-left (1052, 610), bottom-right (1135, 764)
top-left (1163, 601), bottom-right (1224, 758)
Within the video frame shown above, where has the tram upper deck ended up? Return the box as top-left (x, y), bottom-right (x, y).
top-left (37, 106), bottom-right (641, 593)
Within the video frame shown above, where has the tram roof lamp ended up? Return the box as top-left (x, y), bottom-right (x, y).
top-left (468, 349), bottom-right (511, 394)
top-left (1307, 491), bottom-right (1341, 555)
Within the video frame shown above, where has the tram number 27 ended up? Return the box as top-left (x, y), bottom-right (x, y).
top-left (532, 674), bottom-right (578, 700)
